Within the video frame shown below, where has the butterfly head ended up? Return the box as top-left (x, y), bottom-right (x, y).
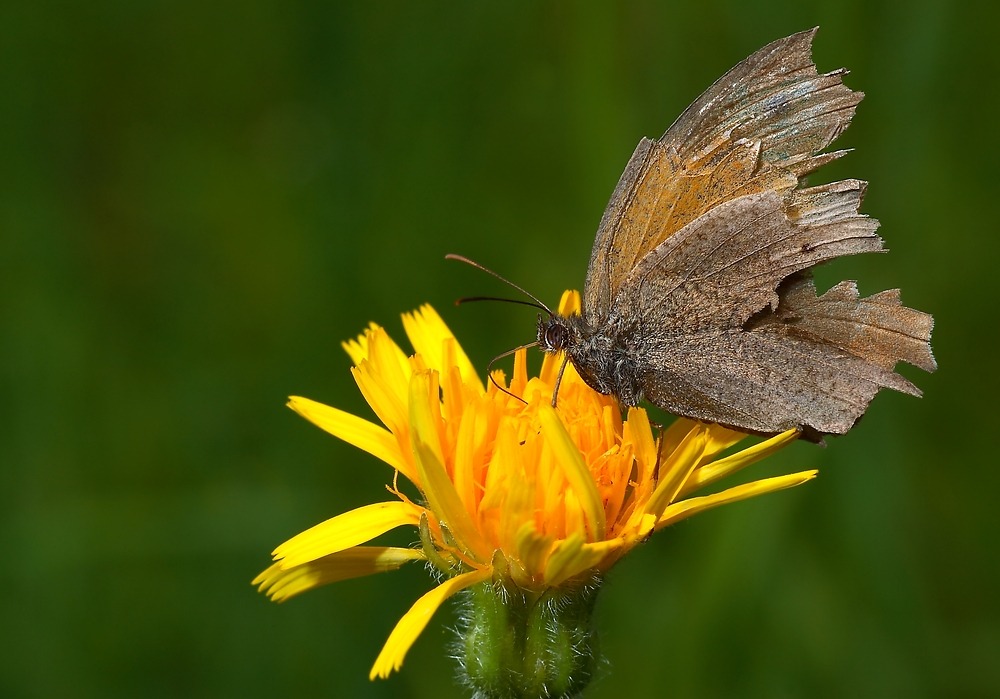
top-left (537, 313), bottom-right (580, 354)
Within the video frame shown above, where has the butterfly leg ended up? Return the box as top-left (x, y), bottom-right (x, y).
top-left (550, 355), bottom-right (570, 407)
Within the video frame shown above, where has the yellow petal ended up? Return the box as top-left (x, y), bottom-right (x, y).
top-left (541, 532), bottom-right (583, 586)
top-left (451, 403), bottom-right (480, 515)
top-left (350, 362), bottom-right (410, 447)
top-left (701, 423), bottom-right (749, 461)
top-left (625, 407), bottom-right (657, 479)
top-left (409, 371), bottom-right (489, 560)
top-left (499, 452), bottom-right (536, 552)
top-left (681, 428), bottom-right (800, 496)
top-left (273, 501), bottom-right (422, 568)
top-left (369, 566), bottom-right (493, 680)
top-left (341, 322), bottom-right (382, 365)
top-left (657, 470), bottom-right (818, 530)
top-left (557, 290), bottom-right (581, 316)
top-left (402, 305), bottom-right (482, 391)
top-left (514, 521), bottom-right (554, 581)
top-left (254, 547), bottom-right (425, 602)
top-left (365, 326), bottom-right (413, 403)
top-left (657, 416), bottom-right (700, 461)
top-left (539, 405), bottom-right (606, 541)
top-left (509, 346), bottom-right (529, 396)
top-left (545, 537), bottom-right (624, 587)
top-left (287, 396), bottom-right (408, 475)
top-left (643, 425), bottom-right (708, 519)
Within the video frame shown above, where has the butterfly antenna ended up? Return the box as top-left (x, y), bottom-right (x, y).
top-left (446, 254), bottom-right (553, 316)
top-left (484, 341), bottom-right (539, 405)
top-left (454, 295), bottom-right (550, 313)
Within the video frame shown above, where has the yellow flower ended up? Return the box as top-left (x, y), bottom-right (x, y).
top-left (253, 292), bottom-right (813, 681)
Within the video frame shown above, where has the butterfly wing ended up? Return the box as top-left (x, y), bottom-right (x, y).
top-left (575, 28), bottom-right (934, 434)
top-left (583, 28), bottom-right (861, 324)
top-left (617, 181), bottom-right (882, 333)
top-left (747, 275), bottom-right (937, 375)
top-left (639, 322), bottom-right (919, 436)
top-left (608, 187), bottom-right (934, 434)
top-left (637, 273), bottom-right (935, 435)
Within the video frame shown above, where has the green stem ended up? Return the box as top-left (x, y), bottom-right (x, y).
top-left (456, 572), bottom-right (602, 699)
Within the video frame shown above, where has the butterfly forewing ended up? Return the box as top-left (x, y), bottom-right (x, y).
top-left (583, 28), bottom-right (862, 326)
top-left (662, 29), bottom-right (861, 167)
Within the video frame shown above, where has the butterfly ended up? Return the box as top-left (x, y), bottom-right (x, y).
top-left (460, 28), bottom-right (936, 438)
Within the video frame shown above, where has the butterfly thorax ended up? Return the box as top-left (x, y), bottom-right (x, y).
top-left (537, 313), bottom-right (644, 406)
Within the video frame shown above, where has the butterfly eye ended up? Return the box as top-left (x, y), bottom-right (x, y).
top-left (545, 323), bottom-right (569, 351)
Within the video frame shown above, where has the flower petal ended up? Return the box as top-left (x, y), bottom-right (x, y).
top-left (545, 537), bottom-right (624, 587)
top-left (642, 425), bottom-right (708, 520)
top-left (287, 396), bottom-right (409, 476)
top-left (657, 470), bottom-right (818, 530)
top-left (350, 362), bottom-right (411, 448)
top-left (514, 521), bottom-right (554, 582)
top-left (409, 371), bottom-right (489, 560)
top-left (681, 428), bottom-right (801, 496)
top-left (402, 305), bottom-right (482, 391)
top-left (701, 424), bottom-right (749, 462)
top-left (365, 325), bottom-right (414, 401)
top-left (541, 532), bottom-right (584, 586)
top-left (254, 547), bottom-right (425, 602)
top-left (273, 501), bottom-right (422, 568)
top-left (342, 322), bottom-right (383, 365)
top-left (369, 566), bottom-right (493, 680)
top-left (539, 405), bottom-right (606, 542)
top-left (557, 290), bottom-right (581, 316)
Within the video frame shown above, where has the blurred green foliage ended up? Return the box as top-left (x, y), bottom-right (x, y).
top-left (2, 1), bottom-right (996, 697)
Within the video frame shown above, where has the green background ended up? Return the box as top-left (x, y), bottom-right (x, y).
top-left (3, 1), bottom-right (996, 697)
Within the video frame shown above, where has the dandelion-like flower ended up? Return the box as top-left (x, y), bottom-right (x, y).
top-left (254, 292), bottom-right (812, 695)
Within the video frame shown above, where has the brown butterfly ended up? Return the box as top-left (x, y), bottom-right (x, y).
top-left (458, 28), bottom-right (936, 437)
